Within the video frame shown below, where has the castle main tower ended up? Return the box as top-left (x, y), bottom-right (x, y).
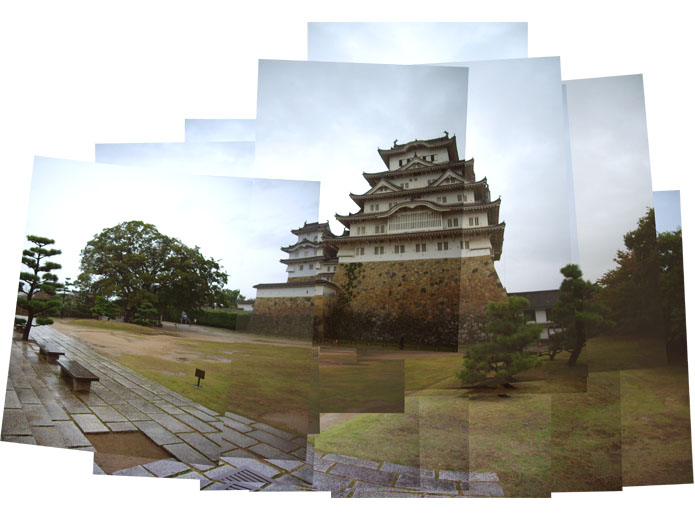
top-left (327, 133), bottom-right (507, 348)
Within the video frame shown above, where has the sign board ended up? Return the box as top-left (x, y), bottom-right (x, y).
top-left (195, 368), bottom-right (206, 379)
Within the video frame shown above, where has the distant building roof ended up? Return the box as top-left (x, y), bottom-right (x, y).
top-left (377, 134), bottom-right (459, 167)
top-left (508, 289), bottom-right (560, 309)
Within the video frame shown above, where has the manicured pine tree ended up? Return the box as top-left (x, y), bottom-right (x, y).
top-left (458, 296), bottom-right (543, 386)
top-left (17, 235), bottom-right (62, 340)
top-left (551, 264), bottom-right (612, 367)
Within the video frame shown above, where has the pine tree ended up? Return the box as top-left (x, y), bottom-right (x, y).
top-left (458, 296), bottom-right (543, 386)
top-left (551, 264), bottom-right (612, 367)
top-left (17, 235), bottom-right (63, 340)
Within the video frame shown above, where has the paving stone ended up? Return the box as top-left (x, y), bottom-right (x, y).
top-left (113, 465), bottom-right (154, 477)
top-left (395, 474), bottom-right (458, 494)
top-left (313, 457), bottom-right (336, 473)
top-left (90, 405), bottom-right (128, 423)
top-left (174, 471), bottom-right (212, 488)
top-left (181, 406), bottom-right (217, 423)
top-left (261, 474), bottom-right (312, 491)
top-left (144, 459), bottom-right (191, 477)
top-left (55, 421), bottom-right (91, 447)
top-left (163, 442), bottom-right (213, 466)
top-left (112, 403), bottom-right (149, 422)
top-left (151, 402), bottom-right (182, 415)
top-left (270, 459), bottom-right (304, 471)
top-left (221, 428), bottom-right (257, 448)
top-left (175, 413), bottom-right (219, 433)
top-left (20, 403), bottom-right (54, 426)
top-left (133, 420), bottom-right (180, 445)
top-left (224, 411), bottom-right (254, 425)
top-left (247, 430), bottom-right (299, 453)
top-left (464, 481), bottom-right (504, 497)
top-left (60, 397), bottom-right (91, 414)
top-left (290, 464), bottom-right (315, 484)
top-left (92, 389), bottom-right (126, 405)
top-left (191, 404), bottom-right (220, 418)
top-left (107, 421), bottom-right (138, 432)
top-left (219, 457), bottom-right (282, 478)
top-left (221, 448), bottom-right (253, 458)
top-left (16, 388), bottom-right (40, 404)
top-left (148, 413), bottom-right (194, 434)
top-left (2, 435), bottom-right (37, 444)
top-left (129, 399), bottom-right (165, 414)
top-left (3, 390), bottom-right (21, 409)
top-left (73, 414), bottom-right (109, 434)
top-left (329, 464), bottom-right (396, 486)
top-left (209, 421), bottom-right (224, 431)
top-left (31, 425), bottom-right (67, 448)
top-left (42, 401), bottom-right (69, 421)
top-left (250, 422), bottom-right (296, 440)
top-left (204, 465), bottom-right (243, 481)
top-left (178, 432), bottom-right (221, 460)
top-left (351, 490), bottom-right (422, 498)
top-left (76, 392), bottom-right (107, 407)
top-left (291, 446), bottom-right (307, 459)
top-left (438, 469), bottom-right (469, 481)
top-left (380, 462), bottom-right (436, 478)
top-left (330, 489), bottom-right (353, 498)
top-left (1, 409), bottom-right (33, 435)
top-left (221, 415), bottom-right (253, 433)
top-left (248, 442), bottom-right (297, 460)
top-left (323, 453), bottom-right (380, 469)
top-left (312, 471), bottom-right (353, 491)
top-left (470, 472), bottom-right (499, 482)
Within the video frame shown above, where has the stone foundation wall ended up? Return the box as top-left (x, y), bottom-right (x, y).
top-left (328, 256), bottom-right (507, 349)
top-left (247, 296), bottom-right (314, 339)
top-left (247, 295), bottom-right (334, 341)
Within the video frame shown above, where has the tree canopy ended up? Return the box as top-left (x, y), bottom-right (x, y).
top-left (551, 264), bottom-right (612, 367)
top-left (17, 235), bottom-right (63, 340)
top-left (458, 296), bottom-right (543, 386)
top-left (78, 221), bottom-right (228, 322)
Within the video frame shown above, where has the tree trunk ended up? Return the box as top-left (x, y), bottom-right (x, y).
top-left (22, 309), bottom-right (34, 341)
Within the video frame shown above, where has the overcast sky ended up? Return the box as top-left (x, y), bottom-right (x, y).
top-left (185, 119), bottom-right (256, 143)
top-left (254, 57), bottom-right (573, 293)
top-left (24, 157), bottom-right (319, 299)
top-left (654, 190), bottom-right (681, 233)
top-left (564, 75), bottom-right (654, 282)
top-left (308, 23), bottom-right (528, 64)
top-left (95, 141), bottom-right (255, 177)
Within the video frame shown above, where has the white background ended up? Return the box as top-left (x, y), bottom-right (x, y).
top-left (0, 1), bottom-right (693, 518)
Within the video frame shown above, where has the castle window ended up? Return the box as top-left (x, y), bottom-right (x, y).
top-left (309, 264), bottom-right (313, 270)
top-left (468, 216), bottom-right (479, 226)
top-left (415, 243), bottom-right (427, 252)
top-left (388, 211), bottom-right (441, 232)
top-left (437, 242), bottom-right (449, 251)
top-left (457, 193), bottom-right (468, 202)
top-left (447, 217), bottom-right (459, 227)
top-left (431, 155), bottom-right (436, 161)
top-left (460, 240), bottom-right (470, 249)
top-left (400, 182), bottom-right (409, 189)
top-left (374, 246), bottom-right (384, 255)
top-left (399, 159), bottom-right (405, 166)
top-left (374, 224), bottom-right (385, 234)
top-left (436, 196), bottom-right (448, 203)
top-left (394, 245), bottom-right (405, 254)
top-left (299, 265), bottom-right (304, 271)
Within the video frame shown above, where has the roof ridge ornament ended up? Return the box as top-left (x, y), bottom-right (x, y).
top-left (444, 130), bottom-right (449, 137)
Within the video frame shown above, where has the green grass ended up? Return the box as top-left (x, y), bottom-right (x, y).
top-left (314, 336), bottom-right (692, 496)
top-left (65, 319), bottom-right (163, 335)
top-left (116, 340), bottom-right (311, 434)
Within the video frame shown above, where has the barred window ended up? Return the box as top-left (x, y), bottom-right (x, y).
top-left (388, 211), bottom-right (441, 232)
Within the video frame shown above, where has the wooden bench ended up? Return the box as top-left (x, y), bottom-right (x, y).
top-left (38, 341), bottom-right (65, 364)
top-left (57, 358), bottom-right (99, 392)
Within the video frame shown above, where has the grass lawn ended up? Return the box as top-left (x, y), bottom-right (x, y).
top-left (117, 339), bottom-right (312, 434)
top-left (65, 319), bottom-right (163, 335)
top-left (314, 335), bottom-right (692, 496)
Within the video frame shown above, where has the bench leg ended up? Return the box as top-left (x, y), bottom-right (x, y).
top-left (46, 353), bottom-right (58, 364)
top-left (72, 379), bottom-right (92, 392)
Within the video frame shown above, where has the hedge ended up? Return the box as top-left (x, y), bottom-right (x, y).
top-left (195, 309), bottom-right (248, 330)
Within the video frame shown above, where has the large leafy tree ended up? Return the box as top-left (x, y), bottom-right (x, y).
top-left (597, 208), bottom-right (662, 336)
top-left (78, 221), bottom-right (228, 322)
top-left (17, 235), bottom-right (63, 340)
top-left (458, 296), bottom-right (543, 386)
top-left (551, 264), bottom-right (612, 367)
top-left (657, 228), bottom-right (687, 364)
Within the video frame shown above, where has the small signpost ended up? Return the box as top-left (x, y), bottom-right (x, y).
top-left (194, 368), bottom-right (205, 388)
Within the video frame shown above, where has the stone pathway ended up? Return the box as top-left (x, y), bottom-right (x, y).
top-left (3, 326), bottom-right (503, 497)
